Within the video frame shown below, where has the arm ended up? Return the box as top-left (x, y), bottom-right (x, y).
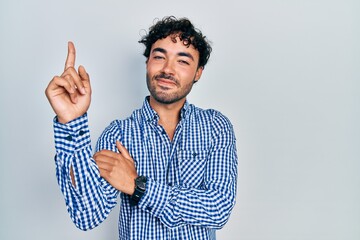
top-left (91, 113), bottom-right (237, 229)
top-left (45, 42), bottom-right (91, 125)
top-left (54, 114), bottom-right (119, 230)
top-left (138, 115), bottom-right (238, 229)
top-left (47, 42), bottom-right (118, 230)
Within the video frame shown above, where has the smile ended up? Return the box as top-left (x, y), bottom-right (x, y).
top-left (155, 78), bottom-right (177, 87)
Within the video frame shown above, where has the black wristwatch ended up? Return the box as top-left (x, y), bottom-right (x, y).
top-left (130, 176), bottom-right (147, 206)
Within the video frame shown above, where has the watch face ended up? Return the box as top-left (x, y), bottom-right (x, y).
top-left (136, 176), bottom-right (147, 191)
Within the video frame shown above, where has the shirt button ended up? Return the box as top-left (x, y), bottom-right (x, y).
top-left (146, 206), bottom-right (152, 212)
top-left (65, 135), bottom-right (72, 141)
top-left (79, 130), bottom-right (85, 136)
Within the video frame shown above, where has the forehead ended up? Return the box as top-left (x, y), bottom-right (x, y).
top-left (150, 35), bottom-right (200, 59)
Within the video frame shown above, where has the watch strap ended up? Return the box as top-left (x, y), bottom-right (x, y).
top-left (130, 176), bottom-right (147, 206)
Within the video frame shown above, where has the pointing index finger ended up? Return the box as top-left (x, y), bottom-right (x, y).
top-left (64, 41), bottom-right (76, 70)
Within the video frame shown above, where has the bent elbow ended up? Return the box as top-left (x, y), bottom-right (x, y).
top-left (210, 211), bottom-right (232, 230)
top-left (68, 207), bottom-right (104, 231)
top-left (210, 196), bottom-right (236, 229)
top-left (72, 214), bottom-right (101, 231)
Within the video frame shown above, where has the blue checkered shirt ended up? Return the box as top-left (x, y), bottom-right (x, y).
top-left (53, 97), bottom-right (238, 240)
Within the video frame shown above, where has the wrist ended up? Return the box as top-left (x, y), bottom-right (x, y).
top-left (57, 116), bottom-right (69, 124)
top-left (56, 114), bottom-right (76, 124)
top-left (130, 176), bottom-right (147, 206)
top-left (127, 176), bottom-right (136, 195)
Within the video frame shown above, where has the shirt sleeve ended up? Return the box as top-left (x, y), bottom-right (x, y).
top-left (53, 113), bottom-right (119, 230)
top-left (138, 113), bottom-right (238, 229)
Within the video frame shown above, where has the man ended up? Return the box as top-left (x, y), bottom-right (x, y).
top-left (45, 16), bottom-right (237, 239)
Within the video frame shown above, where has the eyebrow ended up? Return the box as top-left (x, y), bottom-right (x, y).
top-left (152, 47), bottom-right (195, 61)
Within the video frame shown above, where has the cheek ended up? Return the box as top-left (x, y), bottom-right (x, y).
top-left (181, 68), bottom-right (198, 80)
top-left (147, 62), bottom-right (162, 75)
top-left (146, 65), bottom-right (156, 78)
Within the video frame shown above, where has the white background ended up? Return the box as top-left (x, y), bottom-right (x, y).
top-left (0, 0), bottom-right (359, 239)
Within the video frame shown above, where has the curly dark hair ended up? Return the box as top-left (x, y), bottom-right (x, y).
top-left (139, 16), bottom-right (212, 68)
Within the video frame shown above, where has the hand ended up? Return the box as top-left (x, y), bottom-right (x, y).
top-left (45, 41), bottom-right (92, 124)
top-left (94, 141), bottom-right (138, 195)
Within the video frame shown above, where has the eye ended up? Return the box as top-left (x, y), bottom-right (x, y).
top-left (178, 60), bottom-right (190, 65)
top-left (153, 55), bottom-right (164, 60)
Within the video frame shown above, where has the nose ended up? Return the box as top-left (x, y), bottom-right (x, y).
top-left (162, 59), bottom-right (175, 75)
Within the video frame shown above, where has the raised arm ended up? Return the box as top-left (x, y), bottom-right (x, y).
top-left (45, 41), bottom-right (91, 124)
top-left (47, 43), bottom-right (118, 230)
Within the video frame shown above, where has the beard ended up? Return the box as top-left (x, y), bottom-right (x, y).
top-left (146, 72), bottom-right (195, 104)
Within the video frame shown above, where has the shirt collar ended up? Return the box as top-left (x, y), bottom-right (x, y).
top-left (141, 96), bottom-right (191, 123)
top-left (142, 96), bottom-right (158, 122)
top-left (180, 100), bottom-right (190, 120)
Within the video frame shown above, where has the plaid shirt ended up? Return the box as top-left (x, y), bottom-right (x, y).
top-left (53, 97), bottom-right (238, 240)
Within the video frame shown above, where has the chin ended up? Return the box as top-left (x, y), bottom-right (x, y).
top-left (152, 93), bottom-right (183, 104)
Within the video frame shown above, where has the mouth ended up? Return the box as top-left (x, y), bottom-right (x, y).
top-left (155, 75), bottom-right (177, 87)
top-left (156, 78), bottom-right (177, 86)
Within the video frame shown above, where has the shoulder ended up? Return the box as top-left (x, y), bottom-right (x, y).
top-left (105, 108), bottom-right (142, 132)
top-left (96, 108), bottom-right (142, 150)
top-left (191, 104), bottom-right (234, 131)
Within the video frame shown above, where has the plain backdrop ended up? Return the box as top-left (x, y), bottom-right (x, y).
top-left (0, 0), bottom-right (359, 239)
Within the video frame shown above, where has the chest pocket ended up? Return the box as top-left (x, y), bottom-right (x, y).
top-left (178, 149), bottom-right (208, 188)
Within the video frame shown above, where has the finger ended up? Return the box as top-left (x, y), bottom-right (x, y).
top-left (46, 76), bottom-right (78, 103)
top-left (97, 166), bottom-right (111, 179)
top-left (78, 65), bottom-right (89, 94)
top-left (63, 75), bottom-right (78, 103)
top-left (62, 67), bottom-right (86, 95)
top-left (94, 150), bottom-right (119, 159)
top-left (49, 76), bottom-right (78, 99)
top-left (96, 160), bottom-right (114, 172)
top-left (64, 41), bottom-right (76, 71)
top-left (78, 65), bottom-right (90, 83)
top-left (116, 141), bottom-right (133, 160)
top-left (47, 76), bottom-right (74, 93)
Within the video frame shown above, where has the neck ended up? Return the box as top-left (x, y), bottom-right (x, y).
top-left (149, 96), bottom-right (185, 140)
top-left (149, 96), bottom-right (185, 123)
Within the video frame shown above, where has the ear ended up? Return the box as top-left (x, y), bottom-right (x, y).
top-left (194, 66), bottom-right (203, 82)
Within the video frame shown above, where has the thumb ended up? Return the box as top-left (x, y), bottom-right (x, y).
top-left (116, 141), bottom-right (133, 161)
top-left (78, 65), bottom-right (90, 83)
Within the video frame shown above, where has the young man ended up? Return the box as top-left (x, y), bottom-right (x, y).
top-left (45, 16), bottom-right (238, 239)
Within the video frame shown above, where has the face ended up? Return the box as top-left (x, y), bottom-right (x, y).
top-left (146, 35), bottom-right (203, 105)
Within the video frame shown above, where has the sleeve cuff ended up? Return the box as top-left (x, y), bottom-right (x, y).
top-left (53, 113), bottom-right (91, 154)
top-left (138, 178), bottom-right (175, 218)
